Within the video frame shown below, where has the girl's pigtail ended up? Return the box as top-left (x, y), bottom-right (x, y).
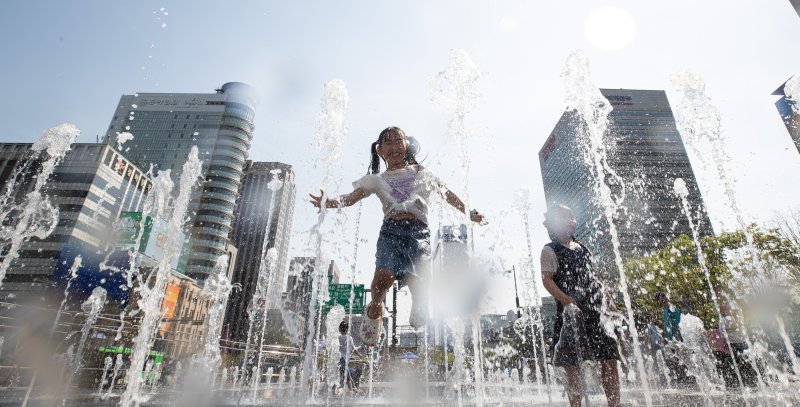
top-left (369, 141), bottom-right (381, 174)
top-left (405, 136), bottom-right (420, 166)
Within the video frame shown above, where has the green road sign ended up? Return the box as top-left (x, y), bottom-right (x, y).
top-left (117, 211), bottom-right (154, 251)
top-left (322, 283), bottom-right (366, 314)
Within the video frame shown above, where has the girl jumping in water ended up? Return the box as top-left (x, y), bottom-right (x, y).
top-left (310, 126), bottom-right (484, 345)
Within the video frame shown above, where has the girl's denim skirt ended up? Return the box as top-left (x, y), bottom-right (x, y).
top-left (374, 218), bottom-right (431, 282)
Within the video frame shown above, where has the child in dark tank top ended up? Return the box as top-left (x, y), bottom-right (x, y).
top-left (541, 204), bottom-right (621, 407)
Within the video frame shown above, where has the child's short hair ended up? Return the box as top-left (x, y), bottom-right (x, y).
top-left (339, 320), bottom-right (349, 334)
top-left (543, 204), bottom-right (573, 241)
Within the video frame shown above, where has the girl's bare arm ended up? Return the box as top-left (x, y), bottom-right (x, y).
top-left (309, 188), bottom-right (368, 209)
top-left (444, 189), bottom-right (484, 223)
top-left (541, 247), bottom-right (576, 306)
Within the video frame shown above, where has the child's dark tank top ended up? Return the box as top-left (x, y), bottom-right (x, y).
top-left (545, 240), bottom-right (604, 318)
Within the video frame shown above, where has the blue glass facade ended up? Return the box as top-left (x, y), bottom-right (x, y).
top-left (103, 82), bottom-right (258, 281)
top-left (539, 89), bottom-right (713, 279)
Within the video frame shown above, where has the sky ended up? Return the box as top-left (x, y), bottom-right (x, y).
top-left (1, 1), bottom-right (799, 319)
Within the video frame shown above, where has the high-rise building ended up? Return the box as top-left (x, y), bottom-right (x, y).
top-left (432, 224), bottom-right (469, 269)
top-left (0, 143), bottom-right (153, 296)
top-left (223, 161), bottom-right (296, 342)
top-left (284, 257), bottom-right (340, 331)
top-left (102, 82), bottom-right (258, 281)
top-left (773, 78), bottom-right (800, 154)
top-left (538, 89), bottom-right (712, 277)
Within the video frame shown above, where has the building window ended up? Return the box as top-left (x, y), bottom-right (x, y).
top-left (103, 150), bottom-right (114, 166)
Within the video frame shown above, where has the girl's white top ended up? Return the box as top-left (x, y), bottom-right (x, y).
top-left (352, 164), bottom-right (446, 224)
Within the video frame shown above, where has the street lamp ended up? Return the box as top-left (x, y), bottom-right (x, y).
top-left (508, 266), bottom-right (521, 318)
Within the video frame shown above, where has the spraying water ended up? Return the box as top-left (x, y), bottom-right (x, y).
top-left (673, 177), bottom-right (748, 392)
top-left (62, 287), bottom-right (107, 406)
top-left (105, 354), bottom-right (124, 399)
top-left (341, 202), bottom-right (363, 406)
top-left (324, 304), bottom-right (345, 399)
top-left (0, 123), bottom-right (79, 287)
top-left (251, 248), bottom-right (279, 400)
top-left (51, 255), bottom-right (83, 338)
top-left (671, 71), bottom-right (776, 394)
top-left (73, 287), bottom-right (107, 374)
top-left (120, 147), bottom-right (203, 407)
top-left (515, 188), bottom-right (552, 401)
top-left (301, 79), bottom-right (349, 401)
top-left (199, 255), bottom-right (233, 386)
top-left (561, 50), bottom-right (653, 406)
top-left (430, 48), bottom-right (485, 406)
top-left (99, 356), bottom-right (114, 395)
top-left (249, 170), bottom-right (287, 398)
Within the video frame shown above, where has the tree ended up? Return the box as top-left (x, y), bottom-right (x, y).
top-left (623, 226), bottom-right (800, 328)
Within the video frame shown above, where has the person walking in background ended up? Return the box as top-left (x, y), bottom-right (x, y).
top-left (656, 292), bottom-right (682, 342)
top-left (338, 320), bottom-right (364, 394)
top-left (643, 313), bottom-right (668, 387)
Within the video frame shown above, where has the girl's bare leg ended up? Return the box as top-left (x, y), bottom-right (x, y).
top-left (601, 360), bottom-right (621, 407)
top-left (405, 274), bottom-right (427, 328)
top-left (366, 269), bottom-right (395, 320)
top-left (565, 364), bottom-right (582, 407)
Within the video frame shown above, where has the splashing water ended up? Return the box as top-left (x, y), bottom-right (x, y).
top-left (120, 147), bottom-right (203, 407)
top-left (678, 314), bottom-right (724, 403)
top-left (784, 74), bottom-right (800, 114)
top-left (561, 50), bottom-right (652, 407)
top-left (0, 123), bottom-right (79, 287)
top-left (116, 131), bottom-right (135, 150)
